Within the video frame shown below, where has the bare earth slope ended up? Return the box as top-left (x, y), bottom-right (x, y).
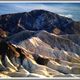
top-left (0, 10), bottom-right (80, 78)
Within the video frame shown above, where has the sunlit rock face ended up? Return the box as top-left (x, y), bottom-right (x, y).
top-left (18, 37), bottom-right (56, 58)
top-left (0, 10), bottom-right (80, 78)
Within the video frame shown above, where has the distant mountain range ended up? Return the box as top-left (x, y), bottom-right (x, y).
top-left (0, 10), bottom-right (80, 78)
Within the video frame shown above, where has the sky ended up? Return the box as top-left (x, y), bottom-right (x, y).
top-left (0, 3), bottom-right (80, 21)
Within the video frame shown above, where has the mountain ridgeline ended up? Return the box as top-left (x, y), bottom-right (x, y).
top-left (0, 10), bottom-right (80, 78)
top-left (0, 10), bottom-right (80, 35)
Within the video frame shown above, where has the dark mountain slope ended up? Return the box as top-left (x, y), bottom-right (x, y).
top-left (0, 10), bottom-right (80, 35)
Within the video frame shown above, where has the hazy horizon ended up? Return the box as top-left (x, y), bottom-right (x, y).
top-left (0, 3), bottom-right (80, 21)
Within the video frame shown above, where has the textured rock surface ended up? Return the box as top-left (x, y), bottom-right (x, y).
top-left (0, 10), bottom-right (80, 35)
top-left (0, 10), bottom-right (80, 78)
